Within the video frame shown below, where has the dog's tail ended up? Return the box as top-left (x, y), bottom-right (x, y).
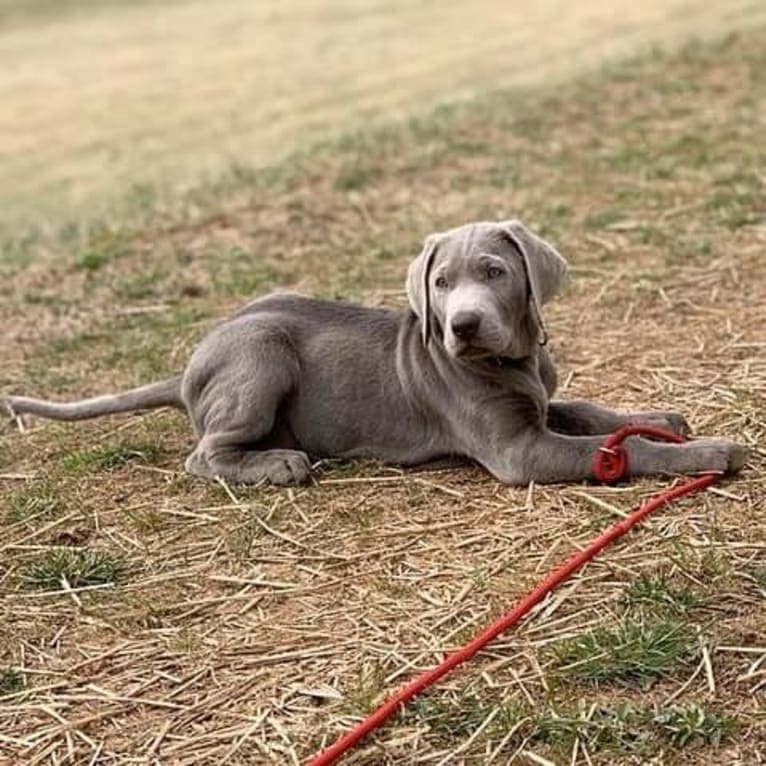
top-left (4, 376), bottom-right (183, 422)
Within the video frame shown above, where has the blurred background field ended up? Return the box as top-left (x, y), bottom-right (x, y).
top-left (1, 0), bottom-right (765, 232)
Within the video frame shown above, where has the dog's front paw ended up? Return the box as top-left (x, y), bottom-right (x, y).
top-left (688, 439), bottom-right (749, 475)
top-left (658, 411), bottom-right (692, 437)
top-left (633, 411), bottom-right (691, 437)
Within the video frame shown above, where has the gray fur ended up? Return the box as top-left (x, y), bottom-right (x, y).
top-left (5, 378), bottom-right (182, 421)
top-left (4, 220), bottom-right (748, 486)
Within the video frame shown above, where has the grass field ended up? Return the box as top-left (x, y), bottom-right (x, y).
top-left (2, 0), bottom-right (766, 231)
top-left (1, 14), bottom-right (766, 766)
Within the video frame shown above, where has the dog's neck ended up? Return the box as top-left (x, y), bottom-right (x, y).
top-left (453, 350), bottom-right (535, 379)
top-left (491, 355), bottom-right (527, 369)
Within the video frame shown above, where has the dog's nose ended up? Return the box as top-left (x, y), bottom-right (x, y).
top-left (451, 312), bottom-right (481, 340)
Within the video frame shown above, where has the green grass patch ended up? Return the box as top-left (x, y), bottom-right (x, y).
top-left (532, 701), bottom-right (737, 757)
top-left (552, 615), bottom-right (695, 688)
top-left (74, 226), bottom-right (135, 272)
top-left (4, 487), bottom-right (64, 524)
top-left (670, 542), bottom-right (732, 584)
top-left (22, 549), bottom-right (125, 589)
top-left (409, 693), bottom-right (524, 740)
top-left (112, 268), bottom-right (169, 301)
top-left (19, 308), bottom-right (207, 393)
top-left (404, 694), bottom-right (737, 759)
top-left (653, 702), bottom-right (739, 747)
top-left (207, 248), bottom-right (282, 298)
top-left (333, 163), bottom-right (383, 192)
top-left (59, 442), bottom-right (164, 477)
top-left (620, 573), bottom-right (705, 615)
top-left (0, 667), bottom-right (25, 695)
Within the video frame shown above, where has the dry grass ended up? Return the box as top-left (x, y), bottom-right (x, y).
top-left (3, 0), bottom-right (766, 230)
top-left (1, 27), bottom-right (765, 766)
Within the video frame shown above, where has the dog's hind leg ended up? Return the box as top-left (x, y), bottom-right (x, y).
top-left (183, 320), bottom-right (311, 486)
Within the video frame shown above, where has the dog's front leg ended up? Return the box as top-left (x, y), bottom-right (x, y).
top-left (547, 400), bottom-right (690, 437)
top-left (472, 428), bottom-right (747, 485)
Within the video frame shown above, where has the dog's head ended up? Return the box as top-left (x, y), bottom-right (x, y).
top-left (406, 220), bottom-right (567, 360)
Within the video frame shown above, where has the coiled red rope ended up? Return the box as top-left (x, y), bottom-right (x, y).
top-left (308, 425), bottom-right (722, 766)
top-left (593, 423), bottom-right (686, 482)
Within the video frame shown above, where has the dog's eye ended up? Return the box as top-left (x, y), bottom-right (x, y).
top-left (434, 276), bottom-right (449, 289)
top-left (487, 267), bottom-right (504, 279)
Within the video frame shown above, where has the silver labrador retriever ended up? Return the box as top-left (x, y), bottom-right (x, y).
top-left (5, 220), bottom-right (747, 485)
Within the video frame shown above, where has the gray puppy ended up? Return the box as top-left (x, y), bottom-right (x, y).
top-left (5, 220), bottom-right (747, 485)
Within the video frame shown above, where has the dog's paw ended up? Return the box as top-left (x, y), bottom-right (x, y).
top-left (632, 410), bottom-right (691, 437)
top-left (186, 448), bottom-right (312, 486)
top-left (660, 411), bottom-right (692, 437)
top-left (688, 439), bottom-right (749, 475)
top-left (255, 450), bottom-right (312, 486)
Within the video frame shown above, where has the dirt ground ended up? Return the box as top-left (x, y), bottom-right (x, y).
top-left (0, 22), bottom-right (765, 766)
top-left (2, 0), bottom-right (766, 229)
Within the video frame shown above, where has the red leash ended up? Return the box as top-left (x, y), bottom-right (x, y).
top-left (308, 425), bottom-right (722, 766)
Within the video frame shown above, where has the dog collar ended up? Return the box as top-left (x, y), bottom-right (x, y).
top-left (492, 356), bottom-right (526, 368)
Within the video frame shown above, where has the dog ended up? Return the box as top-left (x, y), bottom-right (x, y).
top-left (4, 220), bottom-right (748, 485)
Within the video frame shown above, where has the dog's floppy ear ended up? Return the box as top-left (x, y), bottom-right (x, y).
top-left (501, 220), bottom-right (567, 345)
top-left (406, 234), bottom-right (441, 346)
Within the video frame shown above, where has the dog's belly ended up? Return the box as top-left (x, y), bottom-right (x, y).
top-left (280, 346), bottom-right (449, 464)
top-left (283, 385), bottom-right (446, 464)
